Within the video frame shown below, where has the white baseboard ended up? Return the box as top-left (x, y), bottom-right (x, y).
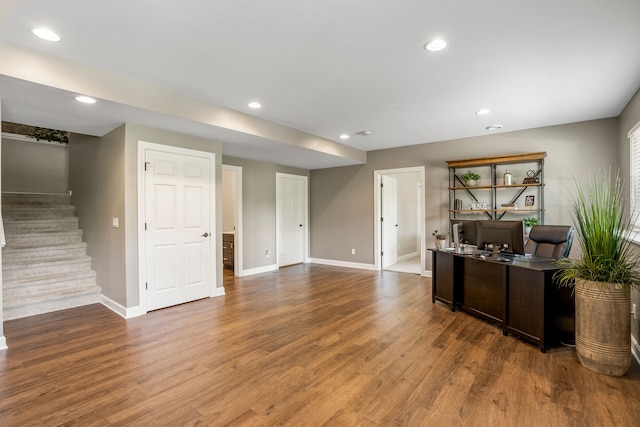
top-left (100, 294), bottom-right (145, 319)
top-left (211, 286), bottom-right (226, 297)
top-left (239, 264), bottom-right (278, 277)
top-left (633, 335), bottom-right (640, 366)
top-left (423, 270), bottom-right (433, 278)
top-left (309, 258), bottom-right (376, 271)
top-left (0, 335), bottom-right (7, 351)
top-left (397, 252), bottom-right (419, 262)
top-left (101, 287), bottom-right (225, 319)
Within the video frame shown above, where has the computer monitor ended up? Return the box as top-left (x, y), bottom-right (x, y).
top-left (476, 220), bottom-right (525, 255)
top-left (450, 219), bottom-right (478, 246)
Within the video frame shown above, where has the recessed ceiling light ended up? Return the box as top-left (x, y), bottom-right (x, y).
top-left (31, 27), bottom-right (61, 42)
top-left (339, 134), bottom-right (350, 140)
top-left (424, 39), bottom-right (447, 52)
top-left (476, 108), bottom-right (491, 115)
top-left (486, 125), bottom-right (503, 131)
top-left (248, 101), bottom-right (262, 109)
top-left (75, 95), bottom-right (96, 104)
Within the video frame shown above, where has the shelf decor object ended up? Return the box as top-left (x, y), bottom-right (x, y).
top-left (446, 152), bottom-right (546, 225)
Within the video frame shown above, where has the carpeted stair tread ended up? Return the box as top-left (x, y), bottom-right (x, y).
top-left (5, 284), bottom-right (102, 305)
top-left (2, 192), bottom-right (101, 320)
top-left (3, 269), bottom-right (97, 288)
top-left (3, 254), bottom-right (92, 270)
top-left (2, 241), bottom-right (87, 253)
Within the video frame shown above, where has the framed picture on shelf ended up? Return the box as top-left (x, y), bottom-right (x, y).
top-left (525, 195), bottom-right (535, 208)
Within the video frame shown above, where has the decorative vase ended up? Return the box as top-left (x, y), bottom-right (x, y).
top-left (435, 239), bottom-right (446, 250)
top-left (465, 179), bottom-right (477, 187)
top-left (574, 278), bottom-right (631, 377)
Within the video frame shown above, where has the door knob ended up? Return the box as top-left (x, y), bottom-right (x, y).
top-left (202, 232), bottom-right (209, 237)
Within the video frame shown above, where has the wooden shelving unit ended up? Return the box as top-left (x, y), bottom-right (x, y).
top-left (447, 152), bottom-right (546, 225)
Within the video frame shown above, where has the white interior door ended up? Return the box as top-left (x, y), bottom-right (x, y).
top-left (145, 148), bottom-right (213, 311)
top-left (382, 175), bottom-right (398, 268)
top-left (277, 173), bottom-right (307, 267)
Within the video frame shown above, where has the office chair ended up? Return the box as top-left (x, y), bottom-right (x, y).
top-left (524, 225), bottom-right (574, 259)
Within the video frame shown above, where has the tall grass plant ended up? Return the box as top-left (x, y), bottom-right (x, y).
top-left (555, 168), bottom-right (640, 290)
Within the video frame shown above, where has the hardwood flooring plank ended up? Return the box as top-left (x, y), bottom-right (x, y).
top-left (1, 264), bottom-right (639, 426)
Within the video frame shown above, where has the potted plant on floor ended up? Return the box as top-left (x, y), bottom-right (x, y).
top-left (555, 168), bottom-right (640, 376)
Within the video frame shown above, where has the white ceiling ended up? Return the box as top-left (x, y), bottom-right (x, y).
top-left (1, 0), bottom-right (639, 169)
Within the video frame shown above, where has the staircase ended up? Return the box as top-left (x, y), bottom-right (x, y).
top-left (1, 192), bottom-right (101, 320)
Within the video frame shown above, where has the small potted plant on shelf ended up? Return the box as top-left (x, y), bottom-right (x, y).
top-left (461, 171), bottom-right (480, 186)
top-left (432, 230), bottom-right (447, 250)
top-left (523, 217), bottom-right (539, 234)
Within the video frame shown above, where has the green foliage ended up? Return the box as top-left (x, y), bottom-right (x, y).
top-left (30, 127), bottom-right (69, 144)
top-left (432, 229), bottom-right (447, 240)
top-left (461, 171), bottom-right (480, 181)
top-left (523, 217), bottom-right (539, 227)
top-left (555, 168), bottom-right (640, 290)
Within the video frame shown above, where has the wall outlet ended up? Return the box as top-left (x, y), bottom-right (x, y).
top-left (265, 250), bottom-right (270, 258)
top-left (351, 248), bottom-right (356, 255)
top-left (112, 217), bottom-right (119, 228)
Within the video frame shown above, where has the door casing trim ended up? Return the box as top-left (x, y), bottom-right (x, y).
top-left (137, 141), bottom-right (217, 314)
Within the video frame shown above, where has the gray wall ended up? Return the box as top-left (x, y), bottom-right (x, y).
top-left (222, 156), bottom-right (309, 270)
top-left (310, 118), bottom-right (620, 269)
top-left (70, 124), bottom-right (223, 309)
top-left (618, 87), bottom-right (640, 349)
top-left (69, 127), bottom-right (126, 305)
top-left (2, 136), bottom-right (68, 194)
top-left (124, 124), bottom-right (223, 306)
top-left (0, 102), bottom-right (4, 344)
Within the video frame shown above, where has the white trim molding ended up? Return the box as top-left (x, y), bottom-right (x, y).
top-left (240, 264), bottom-right (279, 277)
top-left (100, 295), bottom-right (145, 319)
top-left (373, 166), bottom-right (426, 276)
top-left (211, 286), bottom-right (226, 298)
top-left (222, 164), bottom-right (243, 277)
top-left (137, 141), bottom-right (217, 314)
top-left (310, 258), bottom-right (376, 271)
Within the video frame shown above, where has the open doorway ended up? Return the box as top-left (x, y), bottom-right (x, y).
top-left (222, 165), bottom-right (242, 276)
top-left (374, 167), bottom-right (425, 275)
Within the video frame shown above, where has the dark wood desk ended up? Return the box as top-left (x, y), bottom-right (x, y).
top-left (430, 249), bottom-right (574, 352)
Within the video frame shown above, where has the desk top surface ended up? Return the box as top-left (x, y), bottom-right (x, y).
top-left (430, 248), bottom-right (561, 271)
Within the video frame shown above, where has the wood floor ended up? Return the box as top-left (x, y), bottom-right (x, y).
top-left (1, 264), bottom-right (639, 426)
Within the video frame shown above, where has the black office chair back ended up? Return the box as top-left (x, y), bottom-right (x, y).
top-left (524, 225), bottom-right (574, 259)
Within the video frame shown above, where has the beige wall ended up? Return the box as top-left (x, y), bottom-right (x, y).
top-left (310, 118), bottom-right (619, 268)
top-left (2, 136), bottom-right (68, 194)
top-left (618, 87), bottom-right (640, 348)
top-left (222, 156), bottom-right (309, 270)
